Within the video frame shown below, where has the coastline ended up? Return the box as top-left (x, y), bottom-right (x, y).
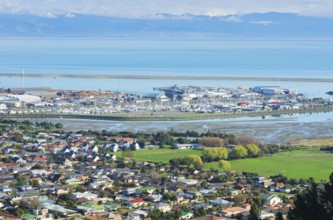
top-left (1, 72), bottom-right (333, 82)
top-left (3, 106), bottom-right (333, 121)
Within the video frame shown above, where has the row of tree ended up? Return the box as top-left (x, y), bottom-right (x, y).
top-left (169, 154), bottom-right (204, 170)
top-left (202, 144), bottom-right (261, 162)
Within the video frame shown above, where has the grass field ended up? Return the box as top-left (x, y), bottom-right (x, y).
top-left (115, 148), bottom-right (333, 180)
top-left (115, 148), bottom-right (203, 163)
top-left (290, 138), bottom-right (333, 147)
top-left (206, 149), bottom-right (333, 181)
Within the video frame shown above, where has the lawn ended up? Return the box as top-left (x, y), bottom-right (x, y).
top-left (206, 149), bottom-right (333, 181)
top-left (115, 148), bottom-right (203, 163)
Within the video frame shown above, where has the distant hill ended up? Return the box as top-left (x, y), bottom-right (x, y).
top-left (1, 12), bottom-right (333, 37)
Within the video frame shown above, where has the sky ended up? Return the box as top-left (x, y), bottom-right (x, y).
top-left (0, 0), bottom-right (333, 19)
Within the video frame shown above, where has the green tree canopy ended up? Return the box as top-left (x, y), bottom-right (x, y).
top-left (288, 172), bottom-right (333, 220)
top-left (246, 144), bottom-right (260, 157)
top-left (218, 160), bottom-right (231, 171)
top-left (186, 154), bottom-right (203, 170)
top-left (203, 147), bottom-right (228, 162)
top-left (231, 145), bottom-right (248, 159)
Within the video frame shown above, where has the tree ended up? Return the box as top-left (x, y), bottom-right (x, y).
top-left (288, 172), bottom-right (333, 220)
top-left (236, 135), bottom-right (258, 145)
top-left (187, 154), bottom-right (202, 164)
top-left (203, 147), bottom-right (228, 161)
top-left (122, 149), bottom-right (133, 159)
top-left (194, 160), bottom-right (204, 170)
top-left (18, 198), bottom-right (43, 211)
top-left (57, 193), bottom-right (77, 210)
top-left (185, 154), bottom-right (203, 170)
top-left (1, 157), bottom-right (11, 163)
top-left (218, 160), bottom-right (231, 171)
top-left (155, 132), bottom-right (173, 146)
top-left (31, 179), bottom-right (40, 188)
top-left (231, 145), bottom-right (248, 159)
top-left (11, 131), bottom-right (24, 143)
top-left (246, 144), bottom-right (260, 157)
top-left (55, 123), bottom-right (63, 129)
top-left (200, 137), bottom-right (224, 148)
top-left (249, 203), bottom-right (259, 220)
top-left (275, 212), bottom-right (284, 220)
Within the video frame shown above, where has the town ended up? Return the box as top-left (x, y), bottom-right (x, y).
top-left (0, 119), bottom-right (325, 220)
top-left (0, 85), bottom-right (332, 119)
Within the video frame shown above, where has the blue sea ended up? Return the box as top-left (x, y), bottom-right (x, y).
top-left (0, 38), bottom-right (333, 97)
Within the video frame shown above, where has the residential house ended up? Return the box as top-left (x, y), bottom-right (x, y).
top-left (221, 206), bottom-right (247, 217)
top-left (151, 202), bottom-right (171, 212)
top-left (175, 143), bottom-right (202, 149)
top-left (34, 157), bottom-right (48, 163)
top-left (260, 193), bottom-right (283, 206)
top-left (19, 184), bottom-right (33, 191)
top-left (0, 185), bottom-right (14, 195)
top-left (47, 173), bottom-right (65, 183)
top-left (30, 169), bottom-right (53, 178)
top-left (73, 191), bottom-right (98, 200)
top-left (124, 188), bottom-right (138, 196)
top-left (127, 199), bottom-right (145, 208)
top-left (182, 178), bottom-right (199, 186)
top-left (210, 198), bottom-right (233, 207)
top-left (147, 194), bottom-right (163, 202)
top-left (44, 203), bottom-right (78, 218)
top-left (11, 157), bottom-right (27, 164)
top-left (258, 210), bottom-right (275, 219)
top-left (254, 176), bottom-right (273, 188)
top-left (280, 184), bottom-right (296, 193)
top-left (108, 143), bottom-right (119, 152)
top-left (0, 163), bottom-right (20, 172)
top-left (269, 182), bottom-right (284, 192)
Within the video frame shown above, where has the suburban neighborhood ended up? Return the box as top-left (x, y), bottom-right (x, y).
top-left (0, 119), bottom-right (315, 220)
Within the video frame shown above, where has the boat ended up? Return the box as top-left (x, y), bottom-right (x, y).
top-left (326, 91), bottom-right (333, 95)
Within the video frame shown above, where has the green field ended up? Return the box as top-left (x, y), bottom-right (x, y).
top-left (207, 149), bottom-right (333, 181)
top-left (116, 148), bottom-right (203, 163)
top-left (116, 148), bottom-right (333, 180)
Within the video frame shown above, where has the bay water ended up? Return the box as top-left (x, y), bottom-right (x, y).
top-left (0, 37), bottom-right (333, 97)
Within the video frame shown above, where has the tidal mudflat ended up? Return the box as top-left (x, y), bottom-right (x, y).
top-left (27, 112), bottom-right (333, 144)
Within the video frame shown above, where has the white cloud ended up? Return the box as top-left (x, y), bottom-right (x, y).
top-left (223, 15), bottom-right (243, 23)
top-left (0, 0), bottom-right (333, 19)
top-left (250, 20), bottom-right (279, 25)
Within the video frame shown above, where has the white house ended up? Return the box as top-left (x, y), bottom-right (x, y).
top-left (260, 193), bottom-right (283, 206)
top-left (72, 191), bottom-right (98, 200)
top-left (151, 202), bottom-right (171, 213)
top-left (210, 198), bottom-right (233, 207)
top-left (259, 210), bottom-right (275, 219)
top-left (181, 179), bottom-right (198, 185)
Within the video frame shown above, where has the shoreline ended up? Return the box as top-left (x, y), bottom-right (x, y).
top-left (1, 73), bottom-right (333, 82)
top-left (3, 106), bottom-right (333, 122)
